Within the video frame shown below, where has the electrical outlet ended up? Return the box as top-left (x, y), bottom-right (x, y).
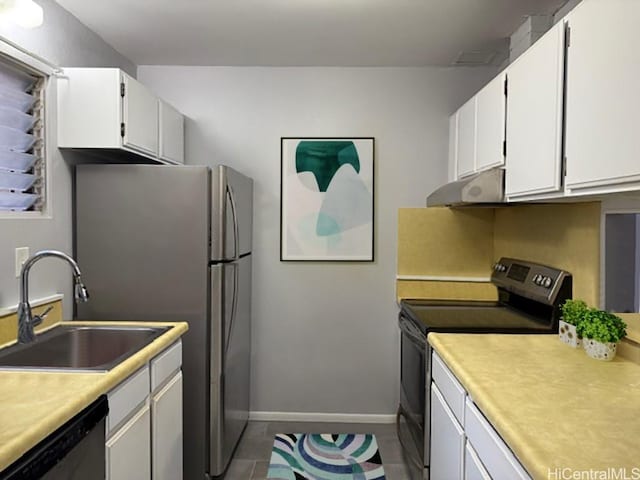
top-left (15, 247), bottom-right (29, 278)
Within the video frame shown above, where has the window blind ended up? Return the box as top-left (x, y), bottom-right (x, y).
top-left (0, 60), bottom-right (45, 212)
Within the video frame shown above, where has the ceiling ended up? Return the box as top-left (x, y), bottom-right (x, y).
top-left (54, 0), bottom-right (568, 67)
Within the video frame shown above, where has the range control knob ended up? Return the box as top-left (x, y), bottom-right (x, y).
top-left (543, 277), bottom-right (553, 288)
top-left (532, 274), bottom-right (540, 285)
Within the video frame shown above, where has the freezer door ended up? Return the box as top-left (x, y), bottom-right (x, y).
top-left (209, 255), bottom-right (251, 476)
top-left (75, 164), bottom-right (210, 320)
top-left (211, 165), bottom-right (253, 261)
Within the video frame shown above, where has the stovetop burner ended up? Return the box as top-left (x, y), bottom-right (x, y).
top-left (400, 299), bottom-right (555, 333)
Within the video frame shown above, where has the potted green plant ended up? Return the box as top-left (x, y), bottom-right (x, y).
top-left (559, 299), bottom-right (589, 348)
top-left (577, 309), bottom-right (627, 361)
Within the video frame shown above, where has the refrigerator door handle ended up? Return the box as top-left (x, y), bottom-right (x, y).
top-left (226, 185), bottom-right (240, 261)
top-left (225, 262), bottom-right (239, 360)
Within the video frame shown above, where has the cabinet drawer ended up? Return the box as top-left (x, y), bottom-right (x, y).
top-left (107, 366), bottom-right (150, 435)
top-left (151, 340), bottom-right (182, 392)
top-left (432, 352), bottom-right (466, 425)
top-left (464, 398), bottom-right (531, 480)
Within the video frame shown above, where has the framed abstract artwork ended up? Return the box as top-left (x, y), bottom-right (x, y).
top-left (280, 137), bottom-right (375, 261)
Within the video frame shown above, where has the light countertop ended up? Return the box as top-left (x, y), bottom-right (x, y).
top-left (429, 333), bottom-right (640, 480)
top-left (0, 320), bottom-right (188, 472)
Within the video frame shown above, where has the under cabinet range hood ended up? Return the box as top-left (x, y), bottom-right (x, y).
top-left (426, 168), bottom-right (505, 207)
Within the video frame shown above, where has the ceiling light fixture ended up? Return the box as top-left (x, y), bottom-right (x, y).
top-left (0, 0), bottom-right (43, 29)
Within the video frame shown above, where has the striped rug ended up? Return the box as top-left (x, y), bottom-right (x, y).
top-left (267, 433), bottom-right (385, 479)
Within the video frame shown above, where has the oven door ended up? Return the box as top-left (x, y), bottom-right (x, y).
top-left (398, 313), bottom-right (429, 476)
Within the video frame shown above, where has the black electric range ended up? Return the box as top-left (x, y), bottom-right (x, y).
top-left (397, 257), bottom-right (572, 478)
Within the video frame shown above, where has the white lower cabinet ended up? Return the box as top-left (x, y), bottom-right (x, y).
top-left (105, 340), bottom-right (183, 480)
top-left (430, 383), bottom-right (464, 480)
top-left (106, 404), bottom-right (152, 480)
top-left (431, 352), bottom-right (531, 480)
top-left (464, 399), bottom-right (530, 480)
top-left (464, 441), bottom-right (491, 480)
top-left (151, 371), bottom-right (183, 480)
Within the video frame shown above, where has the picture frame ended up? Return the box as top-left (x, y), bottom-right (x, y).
top-left (280, 137), bottom-right (375, 262)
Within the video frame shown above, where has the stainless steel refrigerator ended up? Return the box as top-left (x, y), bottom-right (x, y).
top-left (74, 164), bottom-right (253, 479)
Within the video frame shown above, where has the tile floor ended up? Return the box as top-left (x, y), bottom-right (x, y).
top-left (221, 420), bottom-right (420, 480)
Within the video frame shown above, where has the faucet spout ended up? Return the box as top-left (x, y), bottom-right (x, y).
top-left (17, 250), bottom-right (90, 344)
top-left (74, 279), bottom-right (90, 302)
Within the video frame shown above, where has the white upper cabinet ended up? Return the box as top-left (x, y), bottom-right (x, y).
top-left (448, 113), bottom-right (458, 182)
top-left (456, 97), bottom-right (477, 179)
top-left (564, 0), bottom-right (640, 194)
top-left (159, 100), bottom-right (185, 164)
top-left (58, 68), bottom-right (184, 165)
top-left (122, 73), bottom-right (158, 157)
top-left (451, 74), bottom-right (506, 181)
top-left (505, 22), bottom-right (565, 199)
top-left (475, 73), bottom-right (506, 173)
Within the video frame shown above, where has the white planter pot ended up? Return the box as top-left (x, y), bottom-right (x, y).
top-left (583, 338), bottom-right (618, 361)
top-left (558, 320), bottom-right (581, 348)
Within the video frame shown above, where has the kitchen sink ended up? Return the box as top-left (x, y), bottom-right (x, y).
top-left (0, 325), bottom-right (170, 372)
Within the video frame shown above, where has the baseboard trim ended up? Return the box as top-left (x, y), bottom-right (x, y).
top-left (249, 411), bottom-right (396, 424)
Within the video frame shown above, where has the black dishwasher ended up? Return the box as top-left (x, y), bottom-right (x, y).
top-left (1, 395), bottom-right (108, 480)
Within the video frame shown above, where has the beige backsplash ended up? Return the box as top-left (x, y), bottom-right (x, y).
top-left (398, 208), bottom-right (495, 278)
top-left (0, 300), bottom-right (62, 347)
top-left (397, 280), bottom-right (498, 302)
top-left (493, 203), bottom-right (601, 307)
top-left (397, 202), bottom-right (601, 306)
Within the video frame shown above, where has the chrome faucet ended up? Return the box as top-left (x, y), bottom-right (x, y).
top-left (17, 250), bottom-right (90, 344)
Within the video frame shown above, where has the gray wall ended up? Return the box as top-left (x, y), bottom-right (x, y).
top-left (139, 66), bottom-right (495, 415)
top-left (0, 0), bottom-right (134, 315)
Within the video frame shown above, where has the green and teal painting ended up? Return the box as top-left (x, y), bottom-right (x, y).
top-left (281, 138), bottom-right (374, 261)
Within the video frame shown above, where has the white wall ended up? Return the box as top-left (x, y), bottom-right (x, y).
top-left (139, 65), bottom-right (494, 415)
top-left (0, 0), bottom-right (134, 315)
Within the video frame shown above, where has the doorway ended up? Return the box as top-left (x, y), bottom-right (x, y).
top-left (604, 213), bottom-right (640, 313)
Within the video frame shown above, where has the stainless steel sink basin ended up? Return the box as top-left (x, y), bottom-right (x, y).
top-left (0, 325), bottom-right (170, 372)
